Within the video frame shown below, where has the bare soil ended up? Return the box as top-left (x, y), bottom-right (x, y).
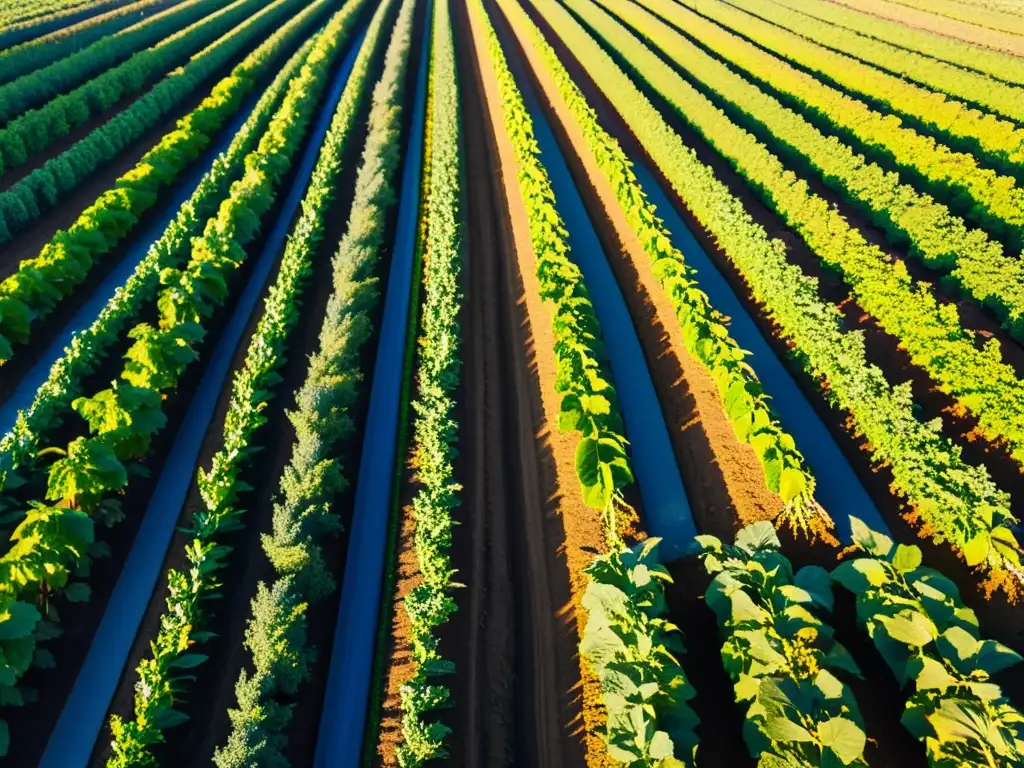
top-left (437, 3), bottom-right (612, 765)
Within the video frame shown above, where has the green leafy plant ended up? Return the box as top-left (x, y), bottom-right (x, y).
top-left (833, 517), bottom-right (1024, 767)
top-left (469, 1), bottom-right (697, 763)
top-left (696, 522), bottom-right (867, 766)
top-left (214, 0), bottom-right (415, 761)
top-left (394, 0), bottom-right (463, 763)
top-left (581, 538), bottom-right (698, 766)
top-left (530, 0), bottom-right (1023, 593)
top-left (496, 0), bottom-right (824, 539)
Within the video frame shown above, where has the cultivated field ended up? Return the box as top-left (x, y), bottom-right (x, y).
top-left (0, 0), bottom-right (1022, 765)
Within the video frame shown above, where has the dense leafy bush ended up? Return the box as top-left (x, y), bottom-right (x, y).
top-left (697, 523), bottom-right (867, 766)
top-left (834, 518), bottom-right (1024, 767)
top-left (213, 0), bottom-right (415, 763)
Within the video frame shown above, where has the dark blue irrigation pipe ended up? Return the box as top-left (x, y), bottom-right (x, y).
top-left (629, 160), bottom-right (890, 542)
top-left (37, 28), bottom-right (369, 767)
top-left (313, 5), bottom-right (430, 765)
top-left (0, 88), bottom-right (264, 438)
top-left (517, 54), bottom-right (697, 560)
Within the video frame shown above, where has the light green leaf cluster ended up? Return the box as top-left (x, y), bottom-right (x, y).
top-left (582, 539), bottom-right (698, 766)
top-left (670, 0), bottom-right (1024, 173)
top-left (697, 522), bottom-right (867, 766)
top-left (834, 518), bottom-right (1024, 767)
top-left (627, 0), bottom-right (1024, 329)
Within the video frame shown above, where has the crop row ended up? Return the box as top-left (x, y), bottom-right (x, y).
top-left (0, 32), bottom-right (313, 498)
top-left (213, 0), bottom-right (417, 761)
top-left (468, 0), bottom-right (698, 762)
top-left (701, 518), bottom-right (1024, 767)
top-left (835, 518), bottom-right (1024, 767)
top-left (393, 0), bottom-right (463, 763)
top-left (619, 2), bottom-right (1024, 352)
top-left (697, 524), bottom-right (868, 766)
top-left (104, 1), bottom-right (372, 760)
top-left (656, 0), bottom-right (1024, 256)
top-left (0, 0), bottom-right (224, 123)
top-left (728, 0), bottom-right (1024, 124)
top-left (769, 0), bottom-right (1024, 86)
top-left (830, 0), bottom-right (1024, 56)
top-left (0, 0), bottom-right (250, 174)
top-left (0, 0), bottom-right (299, 249)
top-left (677, 0), bottom-right (1024, 175)
top-left (0, 2), bottom-right (361, 757)
top-left (882, 0), bottom-right (1024, 35)
top-left (569, 0), bottom-right (1024, 486)
top-left (0, 0), bottom-right (125, 48)
top-left (0, 0), bottom-right (182, 91)
top-left (526, 0), bottom-right (1022, 587)
top-left (498, 0), bottom-right (826, 538)
top-left (0, 0), bottom-right (329, 366)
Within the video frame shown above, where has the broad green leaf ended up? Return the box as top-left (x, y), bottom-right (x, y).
top-left (735, 521), bottom-right (779, 554)
top-left (892, 544), bottom-right (922, 573)
top-left (764, 716), bottom-right (814, 743)
top-left (962, 532), bottom-right (990, 567)
top-left (818, 717), bottom-right (866, 765)
top-left (881, 611), bottom-right (938, 647)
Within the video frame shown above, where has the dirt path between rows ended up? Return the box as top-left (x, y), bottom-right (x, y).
top-left (436, 2), bottom-right (598, 765)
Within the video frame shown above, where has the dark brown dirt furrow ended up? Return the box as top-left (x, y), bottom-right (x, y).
top-left (443, 2), bottom-right (590, 764)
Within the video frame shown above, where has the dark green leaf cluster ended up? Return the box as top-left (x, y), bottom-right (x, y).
top-left (395, 0), bottom-right (462, 762)
top-left (0, 0), bottom-right (220, 115)
top-left (834, 518), bottom-right (1024, 767)
top-left (0, 0), bottom-right (126, 47)
top-left (0, 30), bottom-right (313, 495)
top-left (102, 1), bottom-right (368, 760)
top-left (541, 0), bottom-right (1022, 587)
top-left (697, 522), bottom-right (867, 767)
top-left (581, 539), bottom-right (698, 767)
top-left (214, 0), bottom-right (416, 762)
top-left (0, 0), bottom-right (327, 365)
top-left (497, 0), bottom-right (825, 540)
top-left (0, 0), bottom-right (294, 248)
